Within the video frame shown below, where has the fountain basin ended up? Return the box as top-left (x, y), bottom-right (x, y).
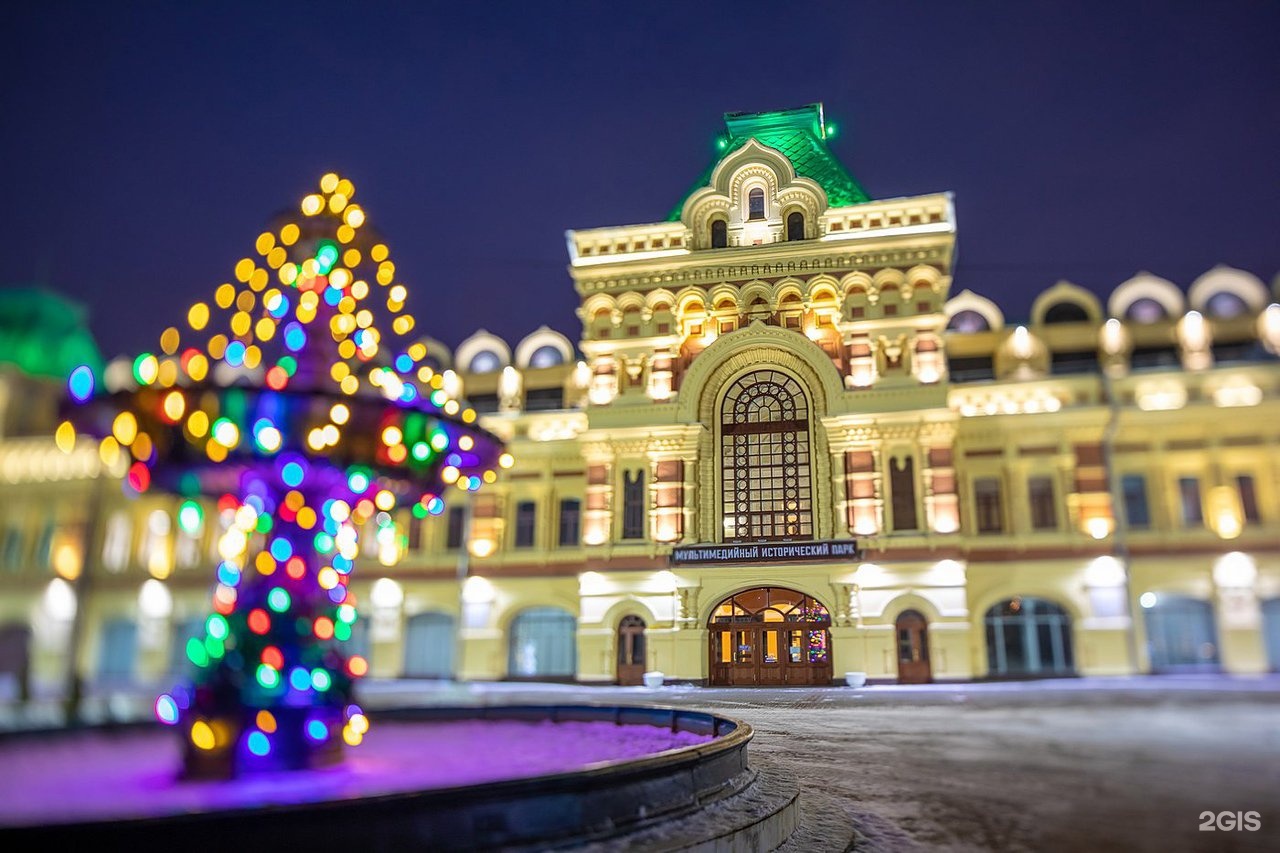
top-left (1, 704), bottom-right (751, 850)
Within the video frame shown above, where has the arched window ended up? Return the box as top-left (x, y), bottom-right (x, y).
top-left (1125, 297), bottom-right (1168, 323)
top-left (786, 211), bottom-right (805, 241)
top-left (711, 219), bottom-right (728, 249)
top-left (1042, 302), bottom-right (1090, 324)
top-left (947, 310), bottom-right (991, 333)
top-left (508, 607), bottom-right (577, 678)
top-left (1142, 595), bottom-right (1220, 672)
top-left (984, 596), bottom-right (1074, 677)
top-left (529, 345), bottom-right (564, 368)
top-left (469, 350), bottom-right (502, 374)
top-left (1205, 291), bottom-right (1248, 319)
top-left (720, 371), bottom-right (813, 542)
top-left (747, 188), bottom-right (765, 221)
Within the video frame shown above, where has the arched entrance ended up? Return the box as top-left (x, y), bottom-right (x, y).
top-left (404, 612), bottom-right (455, 678)
top-left (616, 615), bottom-right (646, 685)
top-left (1143, 595), bottom-right (1220, 673)
top-left (508, 607), bottom-right (577, 680)
top-left (895, 610), bottom-right (931, 684)
top-left (984, 597), bottom-right (1074, 678)
top-left (708, 587), bottom-right (831, 686)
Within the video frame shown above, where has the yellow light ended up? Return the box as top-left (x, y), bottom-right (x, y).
top-left (343, 248), bottom-right (361, 267)
top-left (483, 470), bottom-right (496, 483)
top-left (208, 335), bottom-right (227, 359)
top-left (98, 436), bottom-right (120, 467)
top-left (280, 223), bottom-right (299, 245)
top-left (255, 232), bottom-right (275, 255)
top-left (188, 302), bottom-right (210, 330)
top-left (112, 412), bottom-right (138, 445)
top-left (441, 466), bottom-right (459, 483)
top-left (321, 425), bottom-right (339, 445)
top-left (267, 246), bottom-right (287, 269)
top-left (375, 490), bottom-right (395, 511)
top-left (388, 284), bottom-right (407, 303)
top-left (320, 172), bottom-right (339, 193)
top-left (249, 268), bottom-right (269, 291)
top-left (187, 353), bottom-right (209, 381)
top-left (340, 375), bottom-right (359, 395)
top-left (296, 506), bottom-right (317, 529)
top-left (336, 224), bottom-right (355, 244)
top-left (376, 262), bottom-right (395, 285)
top-left (55, 421), bottom-right (76, 453)
top-left (344, 205), bottom-right (365, 228)
top-left (190, 720), bottom-right (216, 751)
top-left (187, 410), bottom-right (209, 438)
top-left (330, 403), bottom-right (349, 424)
top-left (458, 436), bottom-right (473, 450)
top-left (335, 178), bottom-right (355, 198)
top-left (381, 426), bottom-right (402, 446)
top-left (342, 726), bottom-right (363, 747)
top-left (279, 263), bottom-right (298, 285)
top-left (160, 326), bottom-right (180, 354)
top-left (330, 361), bottom-right (351, 381)
top-left (235, 290), bottom-right (255, 312)
top-left (132, 432), bottom-right (152, 461)
top-left (234, 258), bottom-right (255, 283)
top-left (318, 567), bottom-right (339, 589)
top-left (307, 429), bottom-right (325, 451)
top-left (462, 409), bottom-right (476, 424)
top-left (371, 243), bottom-right (388, 262)
top-left (301, 194), bottom-right (324, 216)
top-left (393, 316), bottom-right (414, 335)
top-left (255, 318), bottom-right (275, 341)
top-left (243, 345), bottom-right (261, 369)
top-left (498, 453), bottom-right (515, 469)
top-left (53, 543), bottom-right (81, 580)
top-left (348, 712), bottom-right (369, 735)
top-left (230, 312), bottom-right (251, 337)
top-left (351, 280), bottom-right (369, 300)
top-left (444, 400), bottom-right (459, 415)
top-left (213, 420), bottom-right (239, 448)
top-left (214, 283), bottom-right (236, 309)
top-left (328, 193), bottom-right (348, 213)
top-left (157, 359), bottom-right (178, 387)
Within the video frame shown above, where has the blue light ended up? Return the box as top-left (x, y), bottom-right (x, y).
top-left (247, 731), bottom-right (271, 756)
top-left (67, 365), bottom-right (95, 402)
top-left (427, 497), bottom-right (444, 515)
top-left (327, 586), bottom-right (346, 604)
top-left (283, 322), bottom-right (306, 352)
top-left (347, 471), bottom-right (369, 493)
top-left (217, 561), bottom-right (241, 586)
top-left (400, 385), bottom-right (417, 403)
top-left (225, 341), bottom-right (247, 367)
top-left (394, 353), bottom-right (413, 372)
top-left (268, 294), bottom-right (290, 319)
top-left (306, 719), bottom-right (328, 742)
top-left (323, 286), bottom-right (342, 306)
top-left (269, 537), bottom-right (292, 561)
top-left (281, 461), bottom-right (305, 487)
top-left (155, 694), bottom-right (179, 725)
top-left (289, 667), bottom-right (312, 691)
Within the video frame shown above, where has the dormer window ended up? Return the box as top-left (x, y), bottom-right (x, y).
top-left (787, 211), bottom-right (805, 241)
top-left (747, 188), bottom-right (765, 221)
top-left (711, 219), bottom-right (728, 248)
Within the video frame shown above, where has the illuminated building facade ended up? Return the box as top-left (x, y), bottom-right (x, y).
top-left (3, 105), bottom-right (1280, 702)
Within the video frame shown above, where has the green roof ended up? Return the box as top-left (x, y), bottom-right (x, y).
top-left (666, 103), bottom-right (871, 221)
top-left (0, 288), bottom-right (104, 380)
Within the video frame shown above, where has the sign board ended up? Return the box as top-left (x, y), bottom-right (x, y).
top-left (669, 539), bottom-right (861, 567)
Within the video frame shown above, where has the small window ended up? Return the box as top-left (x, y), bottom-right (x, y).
top-left (786, 211), bottom-right (805, 241)
top-left (1206, 292), bottom-right (1248, 319)
top-left (528, 345), bottom-right (564, 368)
top-left (974, 477), bottom-right (1004, 534)
top-left (469, 350), bottom-right (502, 374)
top-left (1178, 477), bottom-right (1203, 527)
top-left (1237, 475), bottom-right (1261, 524)
top-left (514, 501), bottom-right (536, 548)
top-left (1121, 475), bottom-right (1150, 529)
top-left (558, 499), bottom-right (581, 547)
top-left (622, 470), bottom-right (645, 540)
top-left (889, 457), bottom-right (918, 531)
top-left (446, 506), bottom-right (466, 550)
top-left (947, 310), bottom-right (991, 333)
top-left (1042, 302), bottom-right (1090, 324)
top-left (1125, 298), bottom-right (1168, 323)
top-left (1028, 476), bottom-right (1057, 530)
top-left (710, 219), bottom-right (728, 248)
top-left (747, 188), bottom-right (765, 221)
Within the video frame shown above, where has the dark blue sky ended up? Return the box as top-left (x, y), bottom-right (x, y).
top-left (4, 1), bottom-right (1279, 358)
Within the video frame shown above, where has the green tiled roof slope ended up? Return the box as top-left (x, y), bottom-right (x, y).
top-left (0, 288), bottom-right (104, 380)
top-left (666, 104), bottom-right (871, 221)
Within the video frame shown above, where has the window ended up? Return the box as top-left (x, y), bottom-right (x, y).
top-left (1028, 476), bottom-right (1057, 530)
top-left (720, 371), bottom-right (813, 542)
top-left (1237, 475), bottom-right (1261, 524)
top-left (558, 499), bottom-right (581, 547)
top-left (974, 477), bottom-right (1004, 534)
top-left (710, 219), bottom-right (727, 249)
top-left (1178, 477), bottom-right (1203, 527)
top-left (985, 597), bottom-right (1074, 676)
top-left (786, 211), bottom-right (805, 241)
top-left (1205, 292), bottom-right (1248, 319)
top-left (528, 345), bottom-right (564, 368)
top-left (1125, 298), bottom-right (1168, 323)
top-left (747, 188), bottom-right (765, 221)
top-left (889, 456), bottom-right (918, 531)
top-left (1121, 474), bottom-right (1151, 529)
top-left (445, 506), bottom-right (466, 550)
top-left (513, 501), bottom-right (536, 548)
top-left (524, 387), bottom-right (564, 411)
top-left (622, 470), bottom-right (645, 540)
top-left (947, 310), bottom-right (991, 333)
top-left (469, 350), bottom-right (502, 374)
top-left (1042, 302), bottom-right (1090, 324)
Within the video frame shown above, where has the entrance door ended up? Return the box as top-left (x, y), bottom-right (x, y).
top-left (895, 610), bottom-right (932, 684)
top-left (708, 588), bottom-right (832, 686)
top-left (617, 615), bottom-right (646, 685)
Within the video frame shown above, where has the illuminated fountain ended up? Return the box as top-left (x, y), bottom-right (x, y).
top-left (14, 176), bottom-right (768, 849)
top-left (59, 173), bottom-right (507, 776)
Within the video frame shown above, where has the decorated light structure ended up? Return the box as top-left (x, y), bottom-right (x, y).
top-left (59, 174), bottom-right (506, 776)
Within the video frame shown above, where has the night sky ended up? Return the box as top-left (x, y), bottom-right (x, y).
top-left (4, 1), bottom-right (1279, 360)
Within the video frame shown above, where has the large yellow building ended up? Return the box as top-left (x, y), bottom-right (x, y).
top-left (3, 104), bottom-right (1280, 704)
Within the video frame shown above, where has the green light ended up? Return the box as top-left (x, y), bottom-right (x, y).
top-left (334, 621), bottom-right (352, 641)
top-left (825, 121), bottom-right (838, 139)
top-left (315, 241), bottom-right (340, 275)
top-left (186, 637), bottom-right (209, 667)
top-left (267, 587), bottom-right (291, 613)
top-left (205, 613), bottom-right (228, 640)
top-left (311, 669), bottom-right (332, 691)
top-left (178, 500), bottom-right (204, 535)
top-left (204, 635), bottom-right (225, 659)
top-left (412, 442), bottom-right (429, 461)
top-left (255, 513), bottom-right (273, 534)
top-left (256, 664), bottom-right (280, 689)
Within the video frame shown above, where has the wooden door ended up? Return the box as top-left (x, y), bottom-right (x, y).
top-left (616, 615), bottom-right (646, 685)
top-left (896, 610), bottom-right (932, 684)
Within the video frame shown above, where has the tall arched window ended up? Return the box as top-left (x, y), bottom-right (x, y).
top-left (786, 211), bottom-right (805, 241)
top-left (747, 188), bottom-right (766, 221)
top-left (710, 219), bottom-right (728, 248)
top-left (721, 371), bottom-right (813, 542)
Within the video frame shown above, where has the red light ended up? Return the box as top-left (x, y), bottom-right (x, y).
top-left (286, 556), bottom-right (306, 579)
top-left (261, 646), bottom-right (284, 670)
top-left (248, 609), bottom-right (270, 634)
top-left (314, 617), bottom-right (334, 640)
top-left (127, 462), bottom-right (150, 492)
top-left (217, 494), bottom-right (239, 512)
top-left (347, 656), bottom-right (368, 677)
top-left (265, 366), bottom-right (288, 390)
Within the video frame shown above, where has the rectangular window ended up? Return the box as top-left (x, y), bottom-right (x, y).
top-left (1237, 475), bottom-right (1261, 524)
top-left (974, 477), bottom-right (1004, 534)
top-left (445, 506), bottom-right (466, 550)
top-left (524, 387), bottom-right (564, 411)
top-left (1028, 476), bottom-right (1057, 530)
top-left (558, 499), bottom-right (581, 547)
top-left (1121, 474), bottom-right (1150, 529)
top-left (889, 457), bottom-right (918, 531)
top-left (514, 501), bottom-right (536, 548)
top-left (1178, 477), bottom-right (1203, 527)
top-left (622, 470), bottom-right (645, 540)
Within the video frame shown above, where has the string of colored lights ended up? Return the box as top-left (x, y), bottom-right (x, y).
top-left (59, 173), bottom-right (508, 775)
